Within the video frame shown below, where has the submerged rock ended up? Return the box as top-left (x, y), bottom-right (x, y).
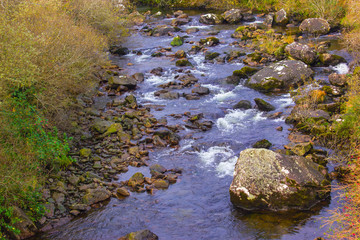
top-left (299, 18), bottom-right (330, 35)
top-left (229, 148), bottom-right (330, 211)
top-left (247, 60), bottom-right (314, 92)
top-left (118, 229), bottom-right (159, 240)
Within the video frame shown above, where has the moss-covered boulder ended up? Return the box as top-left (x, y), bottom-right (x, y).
top-left (199, 37), bottom-right (220, 46)
top-left (253, 139), bottom-right (272, 149)
top-left (233, 66), bottom-right (258, 78)
top-left (299, 18), bottom-right (330, 35)
top-left (205, 51), bottom-right (220, 60)
top-left (247, 60), bottom-right (314, 92)
top-left (128, 172), bottom-right (145, 188)
top-left (229, 148), bottom-right (330, 211)
top-left (79, 148), bottom-right (92, 158)
top-left (285, 42), bottom-right (317, 65)
top-left (233, 100), bottom-right (252, 110)
top-left (254, 98), bottom-right (275, 112)
top-left (91, 119), bottom-right (114, 134)
top-left (176, 59), bottom-right (193, 67)
top-left (171, 36), bottom-right (183, 46)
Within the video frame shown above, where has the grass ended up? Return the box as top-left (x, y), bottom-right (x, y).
top-left (0, 0), bottom-right (130, 238)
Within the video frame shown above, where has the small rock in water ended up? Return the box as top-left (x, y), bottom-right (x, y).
top-left (233, 100), bottom-right (252, 110)
top-left (118, 229), bottom-right (159, 240)
top-left (252, 139), bottom-right (272, 149)
top-left (254, 98), bottom-right (275, 112)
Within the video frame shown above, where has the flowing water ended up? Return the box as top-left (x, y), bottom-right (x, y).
top-left (40, 9), bottom-right (351, 240)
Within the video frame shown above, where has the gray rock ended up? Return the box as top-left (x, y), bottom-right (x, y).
top-left (263, 14), bottom-right (274, 27)
top-left (233, 100), bottom-right (252, 110)
top-left (192, 86), bottom-right (210, 95)
top-left (223, 9), bottom-right (243, 24)
top-left (186, 28), bottom-right (199, 34)
top-left (91, 119), bottom-right (114, 134)
top-left (171, 18), bottom-right (190, 26)
top-left (229, 148), bottom-right (330, 211)
top-left (319, 53), bottom-right (346, 66)
top-left (254, 98), bottom-right (275, 112)
top-left (274, 9), bottom-right (288, 26)
top-left (285, 42), bottom-right (317, 65)
top-left (82, 187), bottom-right (111, 205)
top-left (152, 25), bottom-right (175, 36)
top-left (299, 18), bottom-right (331, 35)
top-left (247, 60), bottom-right (314, 92)
top-left (199, 13), bottom-right (222, 25)
top-left (132, 73), bottom-right (145, 82)
top-left (109, 75), bottom-right (137, 89)
top-left (329, 73), bottom-right (347, 87)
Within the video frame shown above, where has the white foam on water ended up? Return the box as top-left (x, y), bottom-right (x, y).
top-left (332, 63), bottom-right (349, 74)
top-left (140, 91), bottom-right (163, 103)
top-left (198, 146), bottom-right (233, 165)
top-left (192, 54), bottom-right (207, 70)
top-left (212, 90), bottom-right (237, 102)
top-left (274, 94), bottom-right (294, 108)
top-left (216, 156), bottom-right (238, 178)
top-left (146, 73), bottom-right (173, 85)
top-left (179, 139), bottom-right (195, 152)
top-left (197, 145), bottom-right (238, 178)
top-left (202, 84), bottom-right (222, 91)
top-left (184, 25), bottom-right (210, 29)
top-left (216, 109), bottom-right (266, 132)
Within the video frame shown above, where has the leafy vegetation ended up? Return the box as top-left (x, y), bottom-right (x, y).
top-left (0, 0), bottom-right (129, 238)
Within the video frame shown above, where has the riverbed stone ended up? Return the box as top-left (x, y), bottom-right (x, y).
top-left (171, 36), bottom-right (183, 46)
top-left (285, 42), bottom-right (317, 65)
top-left (109, 75), bottom-right (137, 89)
top-left (328, 73), bottom-right (347, 87)
top-left (223, 9), bottom-right (243, 24)
top-left (128, 172), bottom-right (145, 188)
top-left (319, 53), bottom-right (346, 66)
top-left (229, 148), bottom-right (329, 211)
top-left (176, 59), bottom-right (193, 67)
top-left (118, 229), bottom-right (159, 240)
top-left (175, 50), bottom-right (186, 59)
top-left (79, 148), bottom-right (92, 158)
top-left (116, 187), bottom-right (130, 197)
top-left (186, 28), bottom-right (199, 34)
top-left (254, 98), bottom-right (275, 112)
top-left (299, 18), bottom-right (330, 35)
top-left (91, 119), bottom-right (113, 134)
top-left (199, 13), bottom-right (222, 25)
top-left (205, 51), bottom-right (220, 60)
top-left (285, 142), bottom-right (313, 156)
top-left (132, 73), bottom-right (145, 82)
top-left (153, 179), bottom-right (170, 189)
top-left (247, 60), bottom-right (314, 92)
top-left (152, 25), bottom-right (175, 36)
top-left (83, 187), bottom-right (111, 205)
top-left (233, 100), bottom-right (252, 110)
top-left (192, 86), bottom-right (210, 95)
top-left (274, 9), bottom-right (288, 26)
top-left (253, 139), bottom-right (272, 149)
top-left (233, 66), bottom-right (258, 78)
top-left (263, 14), bottom-right (274, 27)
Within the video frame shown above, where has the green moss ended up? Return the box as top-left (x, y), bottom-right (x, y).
top-left (248, 77), bottom-right (282, 92)
top-left (200, 37), bottom-right (220, 45)
top-left (176, 59), bottom-right (193, 67)
top-left (171, 36), bottom-right (183, 46)
top-left (205, 52), bottom-right (220, 60)
top-left (233, 66), bottom-right (258, 78)
top-left (322, 85), bottom-right (333, 94)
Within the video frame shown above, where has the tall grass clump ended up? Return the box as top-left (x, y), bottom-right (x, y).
top-left (0, 0), bottom-right (129, 238)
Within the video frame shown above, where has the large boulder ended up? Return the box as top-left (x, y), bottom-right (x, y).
top-left (299, 18), bottom-right (330, 35)
top-left (223, 9), bottom-right (243, 24)
top-left (229, 148), bottom-right (330, 211)
top-left (246, 60), bottom-right (314, 92)
top-left (199, 13), bottom-right (222, 25)
top-left (285, 42), bottom-right (317, 65)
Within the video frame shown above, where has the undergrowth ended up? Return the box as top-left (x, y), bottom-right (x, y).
top-left (0, 0), bottom-right (130, 238)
